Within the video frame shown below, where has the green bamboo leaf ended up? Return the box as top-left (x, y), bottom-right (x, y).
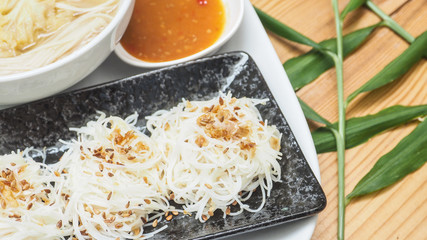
top-left (298, 97), bottom-right (333, 127)
top-left (340, 0), bottom-right (367, 20)
top-left (346, 119), bottom-right (427, 201)
top-left (312, 105), bottom-right (427, 153)
top-left (285, 49), bottom-right (334, 91)
top-left (347, 30), bottom-right (427, 104)
top-left (285, 24), bottom-right (378, 90)
top-left (254, 7), bottom-right (325, 51)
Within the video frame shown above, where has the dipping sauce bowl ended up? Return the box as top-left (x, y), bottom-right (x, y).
top-left (115, 0), bottom-right (244, 68)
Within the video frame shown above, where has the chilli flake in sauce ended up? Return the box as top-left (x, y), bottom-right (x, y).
top-left (120, 0), bottom-right (226, 62)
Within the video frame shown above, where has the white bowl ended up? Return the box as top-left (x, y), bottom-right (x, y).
top-left (114, 0), bottom-right (244, 68)
top-left (0, 0), bottom-right (135, 105)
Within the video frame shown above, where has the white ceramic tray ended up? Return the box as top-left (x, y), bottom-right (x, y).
top-left (2, 1), bottom-right (321, 239)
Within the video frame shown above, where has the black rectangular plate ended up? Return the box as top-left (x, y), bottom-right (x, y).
top-left (0, 51), bottom-right (326, 239)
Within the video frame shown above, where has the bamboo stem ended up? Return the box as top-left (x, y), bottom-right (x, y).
top-left (332, 0), bottom-right (346, 239)
top-left (366, 0), bottom-right (415, 43)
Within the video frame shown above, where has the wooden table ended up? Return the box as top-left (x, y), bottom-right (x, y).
top-left (251, 0), bottom-right (427, 239)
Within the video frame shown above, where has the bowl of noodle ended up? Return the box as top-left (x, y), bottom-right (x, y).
top-left (0, 0), bottom-right (135, 105)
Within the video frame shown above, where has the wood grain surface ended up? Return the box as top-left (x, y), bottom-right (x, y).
top-left (250, 0), bottom-right (427, 239)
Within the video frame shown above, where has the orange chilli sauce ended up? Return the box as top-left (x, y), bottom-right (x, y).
top-left (120, 0), bottom-right (226, 62)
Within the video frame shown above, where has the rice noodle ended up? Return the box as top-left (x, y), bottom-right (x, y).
top-left (52, 112), bottom-right (170, 239)
top-left (146, 93), bottom-right (283, 222)
top-left (0, 150), bottom-right (72, 240)
top-left (0, 0), bottom-right (119, 76)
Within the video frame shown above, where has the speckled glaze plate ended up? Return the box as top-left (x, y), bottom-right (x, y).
top-left (0, 52), bottom-right (326, 239)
